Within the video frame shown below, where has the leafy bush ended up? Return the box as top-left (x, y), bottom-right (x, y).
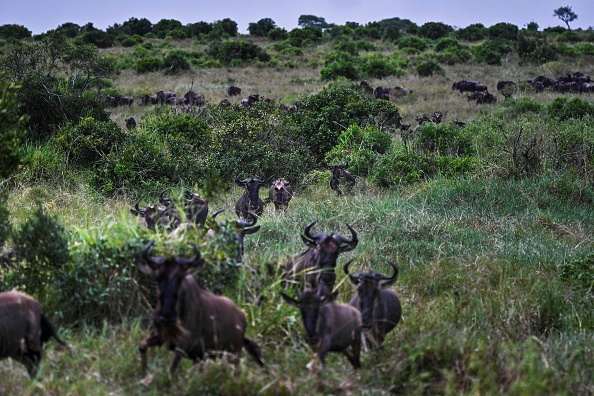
top-left (135, 57), bottom-right (162, 73)
top-left (417, 61), bottom-right (444, 77)
top-left (320, 60), bottom-right (359, 81)
top-left (287, 27), bottom-right (323, 47)
top-left (418, 22), bottom-right (454, 40)
top-left (56, 118), bottom-right (127, 166)
top-left (576, 43), bottom-right (594, 55)
top-left (208, 40), bottom-right (271, 65)
top-left (360, 55), bottom-right (406, 79)
top-left (415, 122), bottom-right (473, 156)
top-left (397, 37), bottom-right (428, 51)
top-left (0, 78), bottom-right (27, 180)
top-left (268, 28), bottom-right (288, 41)
top-left (548, 97), bottom-right (594, 120)
top-left (455, 23), bottom-right (486, 41)
top-left (162, 50), bottom-right (191, 74)
top-left (436, 46), bottom-right (472, 64)
top-left (559, 252), bottom-right (594, 291)
top-left (517, 33), bottom-right (559, 64)
top-left (434, 37), bottom-right (461, 52)
top-left (487, 23), bottom-right (519, 40)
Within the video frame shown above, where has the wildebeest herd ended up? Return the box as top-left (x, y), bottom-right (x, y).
top-left (1, 167), bottom-right (400, 380)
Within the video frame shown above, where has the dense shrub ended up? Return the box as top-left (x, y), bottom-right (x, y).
top-left (208, 40), bottom-right (271, 65)
top-left (437, 47), bottom-right (472, 64)
top-left (487, 23), bottom-right (519, 41)
top-left (162, 50), bottom-right (191, 74)
top-left (434, 37), bottom-right (461, 52)
top-left (472, 39), bottom-right (512, 65)
top-left (417, 61), bottom-right (444, 77)
top-left (415, 122), bottom-right (473, 156)
top-left (418, 22), bottom-right (454, 40)
top-left (0, 78), bottom-right (27, 179)
top-left (287, 27), bottom-right (323, 47)
top-left (320, 60), bottom-right (359, 81)
top-left (268, 28), bottom-right (288, 41)
top-left (56, 118), bottom-right (127, 166)
top-left (455, 23), bottom-right (486, 41)
top-left (548, 97), bottom-right (594, 120)
top-left (397, 37), bottom-right (428, 52)
top-left (135, 57), bottom-right (162, 73)
top-left (517, 33), bottom-right (559, 64)
top-left (248, 18), bottom-right (277, 37)
top-left (360, 54), bottom-right (406, 79)
top-left (559, 251), bottom-right (594, 291)
top-left (0, 24), bottom-right (32, 40)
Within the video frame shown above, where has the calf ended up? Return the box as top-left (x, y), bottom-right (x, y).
top-left (344, 260), bottom-right (402, 348)
top-left (268, 179), bottom-right (293, 211)
top-left (137, 241), bottom-right (264, 378)
top-left (282, 284), bottom-right (362, 370)
top-left (0, 290), bottom-right (69, 377)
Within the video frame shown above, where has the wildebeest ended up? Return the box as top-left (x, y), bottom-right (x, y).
top-left (105, 95), bottom-right (118, 107)
top-left (373, 86), bottom-right (391, 100)
top-left (227, 86), bottom-right (242, 96)
top-left (328, 164), bottom-right (355, 195)
top-left (183, 190), bottom-right (209, 227)
top-left (452, 80), bottom-right (487, 93)
top-left (280, 103), bottom-right (298, 112)
top-left (118, 96), bottom-right (134, 106)
top-left (268, 178), bottom-right (293, 211)
top-left (219, 98), bottom-right (231, 107)
top-left (137, 241), bottom-right (265, 378)
top-left (156, 90), bottom-right (176, 104)
top-left (344, 260), bottom-right (402, 348)
top-left (467, 91), bottom-right (497, 104)
top-left (184, 90), bottom-right (207, 106)
top-left (496, 80), bottom-right (516, 91)
top-left (142, 94), bottom-right (158, 105)
top-left (241, 94), bottom-right (259, 107)
top-left (125, 116), bottom-right (137, 130)
top-left (281, 283), bottom-right (362, 370)
top-left (0, 290), bottom-right (69, 377)
top-left (284, 221), bottom-right (358, 292)
top-left (359, 80), bottom-right (374, 95)
top-left (235, 176), bottom-right (269, 218)
top-left (130, 202), bottom-right (169, 230)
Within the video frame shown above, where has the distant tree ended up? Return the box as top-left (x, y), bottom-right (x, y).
top-left (455, 23), bottom-right (486, 41)
top-left (526, 22), bottom-right (540, 31)
top-left (487, 22), bottom-right (519, 40)
top-left (554, 6), bottom-right (578, 30)
top-left (212, 18), bottom-right (238, 37)
top-left (122, 17), bottom-right (152, 36)
top-left (377, 17), bottom-right (416, 32)
top-left (383, 26), bottom-right (401, 42)
top-left (56, 22), bottom-right (81, 38)
top-left (0, 24), bottom-right (32, 40)
top-left (187, 21), bottom-right (212, 37)
top-left (248, 18), bottom-right (277, 37)
top-left (298, 15), bottom-right (331, 29)
top-left (153, 19), bottom-right (183, 39)
top-left (418, 22), bottom-right (453, 40)
top-left (76, 23), bottom-right (114, 48)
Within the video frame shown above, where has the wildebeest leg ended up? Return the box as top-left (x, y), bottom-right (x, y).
top-left (13, 350), bottom-right (41, 377)
top-left (139, 331), bottom-right (163, 378)
top-left (169, 349), bottom-right (184, 373)
top-left (343, 338), bottom-right (361, 369)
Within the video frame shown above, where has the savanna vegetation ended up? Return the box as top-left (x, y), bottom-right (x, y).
top-left (0, 10), bottom-right (593, 395)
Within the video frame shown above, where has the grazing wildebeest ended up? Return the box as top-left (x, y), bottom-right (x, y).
top-left (452, 80), bottom-right (487, 94)
top-left (219, 98), bottom-right (231, 106)
top-left (284, 221), bottom-right (358, 292)
top-left (156, 90), bottom-right (176, 104)
top-left (227, 86), bottom-right (242, 97)
top-left (344, 260), bottom-right (402, 348)
top-left (142, 94), bottom-right (158, 105)
top-left (496, 80), bottom-right (516, 91)
top-left (241, 94), bottom-right (259, 107)
top-left (280, 103), bottom-right (298, 112)
top-left (105, 95), bottom-right (118, 107)
top-left (235, 175), bottom-right (269, 218)
top-left (0, 290), bottom-right (69, 377)
top-left (268, 179), bottom-right (293, 211)
top-left (137, 241), bottom-right (265, 378)
top-left (125, 116), bottom-right (137, 130)
top-left (184, 90), bottom-right (207, 106)
top-left (117, 96), bottom-right (134, 106)
top-left (373, 86), bottom-right (391, 100)
top-left (328, 164), bottom-right (355, 195)
top-left (468, 91), bottom-right (497, 104)
top-left (281, 283), bottom-right (362, 370)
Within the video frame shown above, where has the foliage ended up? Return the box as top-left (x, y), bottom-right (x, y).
top-left (162, 49), bottom-right (191, 74)
top-left (487, 22), bottom-right (519, 40)
top-left (472, 39), bottom-right (512, 65)
top-left (56, 118), bottom-right (127, 166)
top-left (298, 15), bottom-right (332, 29)
top-left (548, 97), bottom-right (594, 120)
top-left (434, 37), bottom-right (461, 52)
top-left (152, 19), bottom-right (183, 39)
top-left (55, 22), bottom-right (81, 38)
top-left (415, 122), bottom-right (473, 156)
top-left (455, 23), bottom-right (486, 41)
top-left (553, 6), bottom-right (578, 30)
top-left (211, 18), bottom-right (238, 37)
top-left (287, 26), bottom-right (323, 47)
top-left (397, 37), bottom-right (428, 51)
top-left (75, 23), bottom-right (114, 48)
top-left (517, 33), bottom-right (559, 64)
top-left (0, 78), bottom-right (27, 180)
top-left (436, 46), bottom-right (472, 64)
top-left (417, 60), bottom-right (444, 77)
top-left (267, 28), bottom-right (289, 41)
top-left (0, 31), bottom-right (115, 140)
top-left (559, 251), bottom-right (594, 291)
top-left (135, 57), bottom-right (162, 73)
top-left (208, 40), bottom-right (271, 65)
top-left (248, 18), bottom-right (277, 37)
top-left (0, 24), bottom-right (32, 40)
top-left (418, 22), bottom-right (454, 40)
top-left (320, 60), bottom-right (359, 81)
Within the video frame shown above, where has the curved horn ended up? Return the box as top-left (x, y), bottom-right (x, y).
top-left (237, 211), bottom-right (257, 227)
top-left (212, 209), bottom-right (225, 219)
top-left (134, 202), bottom-right (147, 215)
top-left (336, 223), bottom-right (358, 252)
top-left (159, 189), bottom-right (171, 205)
top-left (177, 243), bottom-right (203, 270)
top-left (378, 260), bottom-right (399, 287)
top-left (184, 190), bottom-right (195, 201)
top-left (342, 258), bottom-right (355, 275)
top-left (302, 220), bottom-right (317, 242)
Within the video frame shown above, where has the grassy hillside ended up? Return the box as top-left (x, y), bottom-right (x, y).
top-left (1, 27), bottom-right (594, 395)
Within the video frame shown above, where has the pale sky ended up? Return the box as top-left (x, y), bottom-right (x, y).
top-left (1, 0), bottom-right (591, 35)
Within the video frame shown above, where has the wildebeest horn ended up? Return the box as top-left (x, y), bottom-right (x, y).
top-left (212, 209), bottom-right (225, 218)
top-left (342, 258), bottom-right (355, 275)
top-left (336, 223), bottom-right (358, 252)
top-left (184, 190), bottom-right (195, 201)
top-left (237, 211), bottom-right (258, 227)
top-left (378, 261), bottom-right (399, 287)
top-left (134, 202), bottom-right (146, 215)
top-left (159, 189), bottom-right (171, 205)
top-left (138, 240), bottom-right (158, 271)
top-left (177, 243), bottom-right (203, 270)
top-left (301, 220), bottom-right (318, 244)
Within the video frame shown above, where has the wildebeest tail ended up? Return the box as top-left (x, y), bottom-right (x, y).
top-left (243, 337), bottom-right (265, 367)
top-left (40, 313), bottom-right (69, 349)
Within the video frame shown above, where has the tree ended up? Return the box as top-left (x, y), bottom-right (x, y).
top-left (56, 22), bottom-right (81, 38)
top-left (554, 6), bottom-right (578, 30)
top-left (0, 76), bottom-right (27, 180)
top-left (248, 18), bottom-right (277, 37)
top-left (0, 24), bottom-right (32, 40)
top-left (418, 22), bottom-right (453, 40)
top-left (298, 15), bottom-right (331, 29)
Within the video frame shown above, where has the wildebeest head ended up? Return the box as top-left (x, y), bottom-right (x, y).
top-left (236, 175), bottom-right (268, 211)
top-left (270, 179), bottom-right (292, 209)
top-left (281, 284), bottom-right (336, 345)
top-left (301, 220), bottom-right (358, 267)
top-left (138, 241), bottom-right (204, 326)
top-left (344, 260), bottom-right (398, 331)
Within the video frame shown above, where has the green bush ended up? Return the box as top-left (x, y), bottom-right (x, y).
top-left (418, 22), bottom-right (454, 40)
top-left (320, 60), bottom-right (359, 81)
top-left (417, 61), bottom-right (444, 77)
top-left (135, 57), bottom-right (162, 73)
top-left (576, 43), bottom-right (594, 55)
top-left (517, 34), bottom-right (559, 64)
top-left (56, 118), bottom-right (127, 166)
top-left (0, 78), bottom-right (27, 180)
top-left (548, 97), bottom-right (594, 120)
top-left (208, 40), bottom-right (271, 65)
top-left (397, 37), bottom-right (428, 51)
top-left (434, 37), bottom-right (461, 52)
top-left (455, 23), bottom-right (486, 41)
top-left (360, 55), bottom-right (405, 79)
top-left (414, 122), bottom-right (473, 156)
top-left (559, 252), bottom-right (594, 291)
top-left (162, 50), bottom-right (191, 74)
top-left (268, 28), bottom-right (288, 41)
top-left (436, 47), bottom-right (472, 64)
top-left (487, 23), bottom-right (519, 41)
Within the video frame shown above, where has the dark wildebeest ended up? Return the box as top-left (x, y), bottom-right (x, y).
top-left (235, 176), bottom-right (269, 218)
top-left (359, 80), bottom-right (374, 95)
top-left (329, 164), bottom-right (355, 195)
top-left (184, 90), bottom-right (207, 106)
top-left (227, 86), bottom-right (242, 97)
top-left (284, 221), bottom-right (358, 292)
top-left (182, 190), bottom-right (209, 227)
top-left (268, 178), bottom-right (293, 211)
top-left (280, 103), bottom-right (298, 112)
top-left (452, 80), bottom-right (487, 94)
top-left (467, 91), bottom-right (497, 104)
top-left (125, 116), bottom-right (137, 130)
top-left (137, 241), bottom-right (265, 378)
top-left (344, 260), bottom-right (402, 348)
top-left (373, 86), bottom-right (391, 100)
top-left (281, 283), bottom-right (362, 370)
top-left (241, 94), bottom-right (259, 107)
top-left (496, 80), bottom-right (516, 91)
top-left (142, 94), bottom-right (158, 105)
top-left (219, 98), bottom-right (231, 107)
top-left (117, 96), bottom-right (134, 106)
top-left (105, 95), bottom-right (118, 107)
top-left (156, 90), bottom-right (176, 105)
top-left (130, 201), bottom-right (171, 231)
top-left (0, 290), bottom-right (69, 377)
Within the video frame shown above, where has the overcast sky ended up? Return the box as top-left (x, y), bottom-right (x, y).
top-left (1, 0), bottom-right (591, 35)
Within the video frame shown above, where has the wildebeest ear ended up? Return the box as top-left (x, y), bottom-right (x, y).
top-left (130, 208), bottom-right (139, 216)
top-left (281, 293), bottom-right (299, 307)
